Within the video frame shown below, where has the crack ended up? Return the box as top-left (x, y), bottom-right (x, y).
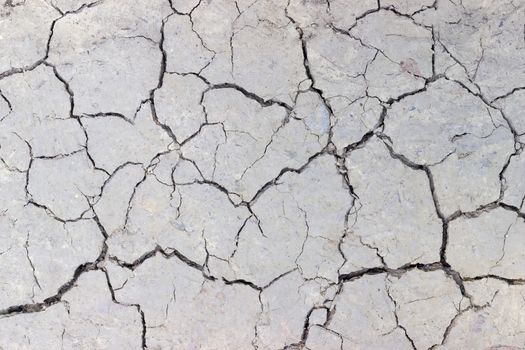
top-left (499, 202), bottom-right (525, 220)
top-left (347, 3), bottom-right (382, 31)
top-left (286, 1), bottom-right (337, 145)
top-left (436, 78), bottom-right (522, 211)
top-left (463, 274), bottom-right (525, 286)
top-left (429, 292), bottom-right (496, 349)
top-left (81, 112), bottom-right (133, 124)
top-left (208, 82), bottom-right (293, 111)
top-left (471, 38), bottom-right (485, 81)
top-left (281, 306), bottom-right (316, 349)
top-left (33, 148), bottom-right (84, 160)
top-left (0, 89), bottom-right (13, 120)
top-left (21, 135), bottom-right (99, 225)
top-left (222, 277), bottom-right (261, 292)
top-left (327, 7), bottom-right (434, 85)
top-left (123, 170), bottom-right (148, 228)
top-left (248, 149), bottom-right (326, 204)
top-left (44, 61), bottom-right (114, 177)
top-left (376, 133), bottom-right (473, 300)
top-left (385, 283), bottom-right (417, 350)
top-left (210, 123), bottom-right (227, 181)
top-left (294, 204), bottom-right (310, 276)
top-left (0, 1), bottom-right (102, 81)
top-left (0, 210), bottom-right (108, 316)
top-left (333, 150), bottom-right (384, 276)
top-left (24, 199), bottom-right (91, 224)
top-left (168, 0), bottom-right (202, 15)
top-left (339, 263), bottom-right (431, 283)
top-left (148, 12), bottom-right (181, 146)
top-left (24, 231), bottom-right (42, 299)
top-left (439, 51), bottom-right (520, 141)
top-left (342, 105), bottom-right (387, 155)
top-left (108, 244), bottom-right (212, 280)
top-left (96, 161), bottom-right (144, 199)
top-left (186, 7), bottom-right (217, 75)
top-left (384, 73), bottom-right (445, 105)
top-left (411, 0), bottom-right (438, 16)
top-left (230, 215), bottom-right (253, 258)
top-left (251, 290), bottom-right (264, 350)
top-left (491, 218), bottom-right (517, 269)
top-left (491, 86), bottom-right (525, 103)
top-left (102, 269), bottom-right (148, 349)
top-left (238, 115), bottom-right (291, 182)
top-left (431, 25), bottom-right (437, 76)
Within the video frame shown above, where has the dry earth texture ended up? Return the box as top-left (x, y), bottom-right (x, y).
top-left (0, 0), bottom-right (524, 349)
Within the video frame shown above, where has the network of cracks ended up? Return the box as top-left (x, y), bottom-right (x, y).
top-left (0, 0), bottom-right (525, 349)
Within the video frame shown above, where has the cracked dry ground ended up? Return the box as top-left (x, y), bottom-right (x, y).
top-left (1, 0), bottom-right (525, 350)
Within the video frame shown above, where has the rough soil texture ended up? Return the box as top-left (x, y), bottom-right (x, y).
top-left (0, 0), bottom-right (524, 349)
